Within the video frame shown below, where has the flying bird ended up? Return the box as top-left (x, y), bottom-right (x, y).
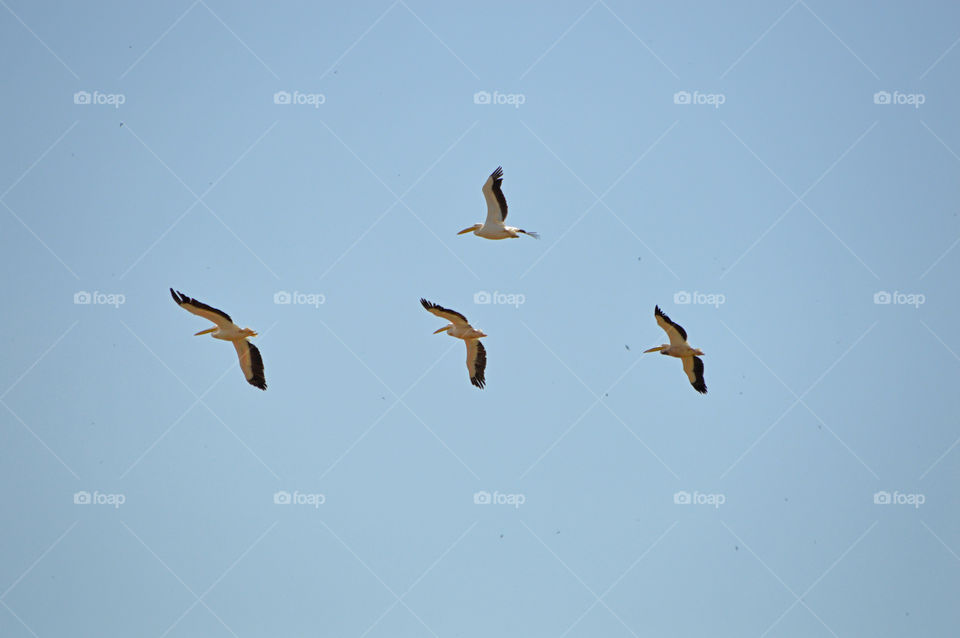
top-left (457, 167), bottom-right (539, 240)
top-left (643, 306), bottom-right (706, 394)
top-left (421, 298), bottom-right (487, 388)
top-left (170, 288), bottom-right (266, 390)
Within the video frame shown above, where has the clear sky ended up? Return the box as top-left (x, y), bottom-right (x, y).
top-left (2, 1), bottom-right (959, 636)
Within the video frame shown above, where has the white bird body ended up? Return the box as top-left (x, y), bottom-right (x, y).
top-left (644, 305), bottom-right (706, 394)
top-left (458, 167), bottom-right (539, 240)
top-left (421, 298), bottom-right (488, 388)
top-left (170, 289), bottom-right (267, 390)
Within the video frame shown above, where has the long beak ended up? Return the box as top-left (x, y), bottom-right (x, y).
top-left (433, 326), bottom-right (449, 334)
top-left (457, 226), bottom-right (476, 235)
top-left (643, 346), bottom-right (664, 353)
top-left (194, 327), bottom-right (216, 336)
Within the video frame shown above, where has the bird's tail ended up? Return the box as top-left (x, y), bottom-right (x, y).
top-left (520, 230), bottom-right (539, 239)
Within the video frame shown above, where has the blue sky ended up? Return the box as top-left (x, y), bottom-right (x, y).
top-left (2, 1), bottom-right (959, 636)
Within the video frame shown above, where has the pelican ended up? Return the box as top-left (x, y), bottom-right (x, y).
top-left (644, 306), bottom-right (706, 394)
top-left (457, 166), bottom-right (539, 240)
top-left (170, 288), bottom-right (266, 390)
top-left (421, 298), bottom-right (487, 388)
